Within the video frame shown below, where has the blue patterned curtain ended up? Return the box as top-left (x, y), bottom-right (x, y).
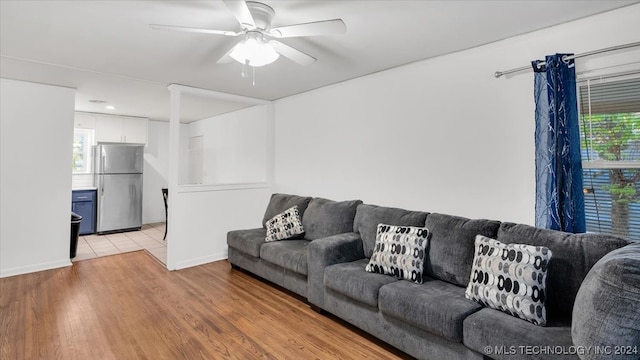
top-left (532, 54), bottom-right (586, 233)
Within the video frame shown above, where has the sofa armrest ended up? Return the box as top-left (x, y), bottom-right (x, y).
top-left (572, 242), bottom-right (640, 358)
top-left (307, 232), bottom-right (364, 308)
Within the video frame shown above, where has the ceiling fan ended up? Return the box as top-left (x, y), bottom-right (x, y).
top-left (150, 0), bottom-right (346, 68)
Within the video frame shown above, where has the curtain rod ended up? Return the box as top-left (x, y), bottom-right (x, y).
top-left (494, 41), bottom-right (640, 78)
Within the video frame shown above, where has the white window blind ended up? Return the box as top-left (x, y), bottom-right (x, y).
top-left (578, 75), bottom-right (640, 241)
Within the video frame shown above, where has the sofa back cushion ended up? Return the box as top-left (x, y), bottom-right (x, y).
top-left (302, 198), bottom-right (363, 240)
top-left (425, 213), bottom-right (500, 287)
top-left (497, 222), bottom-right (630, 321)
top-left (353, 204), bottom-right (428, 258)
top-left (262, 193), bottom-right (312, 229)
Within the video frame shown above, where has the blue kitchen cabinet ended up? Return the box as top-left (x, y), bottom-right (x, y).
top-left (72, 190), bottom-right (96, 235)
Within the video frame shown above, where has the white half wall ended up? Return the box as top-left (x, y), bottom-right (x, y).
top-left (272, 5), bottom-right (640, 225)
top-left (1, 78), bottom-right (76, 277)
top-left (167, 187), bottom-right (272, 270)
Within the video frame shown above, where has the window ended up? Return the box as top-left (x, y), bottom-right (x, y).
top-left (578, 75), bottom-right (640, 240)
top-left (72, 128), bottom-right (94, 174)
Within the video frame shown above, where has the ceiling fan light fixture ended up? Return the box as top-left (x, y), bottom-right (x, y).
top-left (229, 34), bottom-right (279, 67)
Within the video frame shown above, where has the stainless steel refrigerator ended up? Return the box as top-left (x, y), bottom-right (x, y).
top-left (93, 143), bottom-right (144, 234)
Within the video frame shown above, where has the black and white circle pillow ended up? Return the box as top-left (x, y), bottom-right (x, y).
top-left (265, 206), bottom-right (305, 242)
top-left (465, 235), bottom-right (552, 326)
top-left (365, 224), bottom-right (430, 284)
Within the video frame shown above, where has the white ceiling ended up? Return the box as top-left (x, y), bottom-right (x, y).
top-left (1, 0), bottom-right (638, 122)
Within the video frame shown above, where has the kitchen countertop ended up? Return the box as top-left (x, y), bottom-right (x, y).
top-left (73, 187), bottom-right (98, 191)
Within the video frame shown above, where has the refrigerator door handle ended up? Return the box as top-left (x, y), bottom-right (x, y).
top-left (100, 148), bottom-right (105, 195)
top-left (101, 149), bottom-right (106, 175)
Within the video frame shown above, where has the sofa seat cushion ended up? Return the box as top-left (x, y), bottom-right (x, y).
top-left (227, 228), bottom-right (267, 258)
top-left (463, 308), bottom-right (573, 360)
top-left (378, 279), bottom-right (482, 342)
top-left (325, 259), bottom-right (398, 308)
top-left (260, 240), bottom-right (310, 276)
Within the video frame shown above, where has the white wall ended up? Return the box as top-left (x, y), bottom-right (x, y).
top-left (142, 120), bottom-right (189, 224)
top-left (273, 5), bottom-right (640, 225)
top-left (187, 105), bottom-right (269, 184)
top-left (143, 120), bottom-right (170, 224)
top-left (1, 78), bottom-right (76, 277)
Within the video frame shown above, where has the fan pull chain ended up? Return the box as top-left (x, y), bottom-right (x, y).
top-left (239, 61), bottom-right (257, 86)
top-left (241, 60), bottom-right (249, 78)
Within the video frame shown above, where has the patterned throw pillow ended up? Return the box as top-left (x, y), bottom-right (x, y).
top-left (465, 235), bottom-right (552, 326)
top-left (265, 206), bottom-right (305, 242)
top-left (365, 224), bottom-right (430, 284)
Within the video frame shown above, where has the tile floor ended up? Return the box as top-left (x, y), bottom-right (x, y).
top-left (73, 222), bottom-right (167, 265)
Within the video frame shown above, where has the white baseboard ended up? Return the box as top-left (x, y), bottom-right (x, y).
top-left (0, 259), bottom-right (73, 278)
top-left (172, 250), bottom-right (228, 271)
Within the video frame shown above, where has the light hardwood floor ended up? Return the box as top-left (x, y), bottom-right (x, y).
top-left (0, 251), bottom-right (412, 359)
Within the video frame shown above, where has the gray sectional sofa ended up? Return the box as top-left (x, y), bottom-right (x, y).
top-left (227, 193), bottom-right (640, 360)
top-left (227, 193), bottom-right (362, 298)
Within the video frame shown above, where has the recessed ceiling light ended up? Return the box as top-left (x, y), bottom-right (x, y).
top-left (105, 105), bottom-right (116, 110)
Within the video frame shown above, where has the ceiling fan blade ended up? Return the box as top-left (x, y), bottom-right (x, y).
top-left (270, 19), bottom-right (346, 38)
top-left (269, 41), bottom-right (316, 66)
top-left (222, 0), bottom-right (255, 28)
top-left (150, 24), bottom-right (240, 36)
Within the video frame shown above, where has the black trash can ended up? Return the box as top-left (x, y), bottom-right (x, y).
top-left (71, 212), bottom-right (82, 258)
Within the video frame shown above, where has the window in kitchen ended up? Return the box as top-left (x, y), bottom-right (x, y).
top-left (578, 74), bottom-right (640, 240)
top-left (73, 128), bottom-right (94, 174)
